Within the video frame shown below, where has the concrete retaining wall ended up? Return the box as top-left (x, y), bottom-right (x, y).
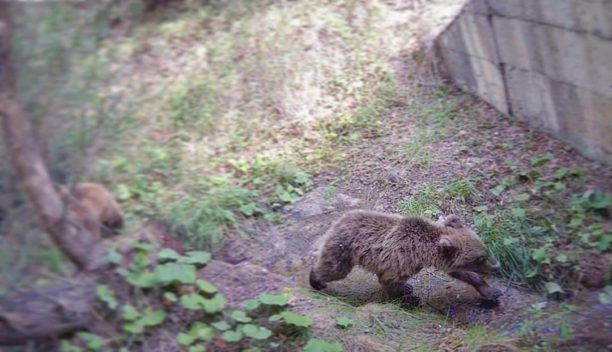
top-left (435, 0), bottom-right (612, 164)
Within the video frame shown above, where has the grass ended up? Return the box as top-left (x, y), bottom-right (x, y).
top-left (1, 0), bottom-right (411, 284)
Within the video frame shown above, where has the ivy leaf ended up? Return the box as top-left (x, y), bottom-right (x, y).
top-left (303, 338), bottom-right (343, 352)
top-left (221, 329), bottom-right (243, 343)
top-left (132, 242), bottom-right (156, 252)
top-left (230, 310), bottom-right (252, 323)
top-left (554, 167), bottom-right (569, 180)
top-left (96, 284), bottom-right (118, 310)
top-left (294, 172), bottom-right (310, 185)
top-left (179, 251), bottom-right (212, 265)
top-left (140, 309), bottom-right (166, 327)
top-left (155, 263), bottom-right (197, 285)
top-left (544, 282), bottom-right (563, 295)
top-left (122, 304), bottom-right (140, 321)
top-left (181, 294), bottom-right (207, 310)
top-left (202, 294), bottom-right (226, 314)
top-left (177, 333), bottom-right (196, 346)
top-left (532, 248), bottom-right (550, 264)
top-left (212, 320), bottom-right (230, 331)
top-left (514, 193), bottom-right (530, 202)
top-left (124, 321), bottom-right (144, 334)
top-left (77, 332), bottom-right (104, 351)
top-left (164, 291), bottom-right (178, 302)
top-left (188, 322), bottom-right (214, 341)
top-left (195, 279), bottom-right (218, 294)
top-left (188, 346), bottom-right (206, 352)
top-left (530, 155), bottom-right (552, 167)
top-left (490, 184), bottom-right (505, 197)
top-left (241, 324), bottom-right (272, 340)
top-left (335, 317), bottom-right (353, 329)
top-left (116, 184), bottom-right (132, 201)
top-left (158, 248), bottom-right (181, 261)
top-left (258, 292), bottom-right (290, 306)
top-left (270, 311), bottom-right (312, 328)
top-left (511, 207), bottom-right (526, 218)
top-left (241, 298), bottom-right (261, 311)
top-left (126, 271), bottom-right (157, 288)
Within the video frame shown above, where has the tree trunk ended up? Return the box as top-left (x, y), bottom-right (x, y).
top-left (0, 2), bottom-right (107, 271)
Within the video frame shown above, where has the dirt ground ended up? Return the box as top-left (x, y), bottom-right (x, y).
top-left (212, 81), bottom-right (612, 350)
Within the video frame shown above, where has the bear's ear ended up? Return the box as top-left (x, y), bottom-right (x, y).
top-left (438, 235), bottom-right (457, 257)
top-left (443, 215), bottom-right (463, 229)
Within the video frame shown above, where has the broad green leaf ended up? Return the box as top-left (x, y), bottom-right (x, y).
top-left (544, 282), bottom-right (563, 294)
top-left (241, 324), bottom-right (272, 340)
top-left (270, 311), bottom-right (312, 328)
top-left (511, 207), bottom-right (525, 218)
top-left (188, 322), bottom-right (214, 341)
top-left (155, 263), bottom-right (197, 285)
top-left (303, 338), bottom-right (343, 352)
top-left (122, 304), bottom-right (140, 321)
top-left (195, 279), bottom-right (218, 294)
top-left (490, 184), bottom-right (505, 197)
top-left (230, 310), bottom-right (252, 323)
top-left (189, 346), bottom-right (206, 352)
top-left (202, 294), bottom-right (226, 314)
top-left (554, 167), bottom-right (569, 180)
top-left (295, 172), bottom-right (310, 185)
top-left (124, 322), bottom-right (144, 334)
top-left (532, 248), bottom-right (550, 264)
top-left (221, 329), bottom-right (243, 342)
top-left (60, 341), bottom-right (83, 352)
top-left (258, 292), bottom-right (290, 306)
top-left (241, 298), bottom-right (261, 311)
top-left (96, 284), bottom-right (118, 310)
top-left (555, 254), bottom-right (568, 263)
top-left (158, 248), bottom-right (181, 261)
top-left (77, 332), bottom-right (104, 350)
top-left (514, 193), bottom-right (530, 201)
top-left (239, 203), bottom-right (258, 216)
top-left (132, 242), bottom-right (156, 252)
top-left (164, 291), bottom-right (178, 302)
top-left (177, 333), bottom-right (196, 346)
top-left (180, 251), bottom-right (212, 265)
top-left (212, 321), bottom-right (230, 331)
top-left (180, 294), bottom-right (207, 311)
top-left (530, 155), bottom-right (552, 167)
top-left (116, 184), bottom-right (132, 201)
top-left (126, 271), bottom-right (157, 288)
top-left (335, 317), bottom-right (353, 328)
top-left (140, 309), bottom-right (166, 327)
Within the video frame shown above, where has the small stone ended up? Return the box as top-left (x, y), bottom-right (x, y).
top-left (387, 170), bottom-right (401, 184)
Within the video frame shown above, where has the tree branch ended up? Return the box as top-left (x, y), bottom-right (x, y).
top-left (0, 2), bottom-right (106, 271)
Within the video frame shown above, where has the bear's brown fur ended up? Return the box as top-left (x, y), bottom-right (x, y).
top-left (68, 182), bottom-right (124, 238)
top-left (310, 210), bottom-right (502, 306)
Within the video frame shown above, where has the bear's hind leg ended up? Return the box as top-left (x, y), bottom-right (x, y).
top-left (379, 276), bottom-right (420, 307)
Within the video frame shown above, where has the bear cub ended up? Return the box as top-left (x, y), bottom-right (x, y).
top-left (310, 210), bottom-right (503, 307)
top-left (68, 182), bottom-right (124, 238)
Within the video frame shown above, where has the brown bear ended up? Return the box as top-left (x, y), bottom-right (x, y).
top-left (309, 210), bottom-right (503, 306)
top-left (68, 182), bottom-right (124, 238)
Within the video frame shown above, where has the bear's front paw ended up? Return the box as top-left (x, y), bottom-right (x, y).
top-left (480, 286), bottom-right (503, 301)
top-left (309, 270), bottom-right (327, 291)
top-left (401, 294), bottom-right (420, 308)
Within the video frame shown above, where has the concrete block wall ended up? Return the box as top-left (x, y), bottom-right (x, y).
top-left (435, 0), bottom-right (612, 164)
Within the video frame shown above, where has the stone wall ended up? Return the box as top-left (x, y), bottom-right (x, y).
top-left (435, 0), bottom-right (612, 164)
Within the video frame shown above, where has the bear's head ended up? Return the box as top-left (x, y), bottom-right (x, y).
top-left (437, 215), bottom-right (500, 275)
